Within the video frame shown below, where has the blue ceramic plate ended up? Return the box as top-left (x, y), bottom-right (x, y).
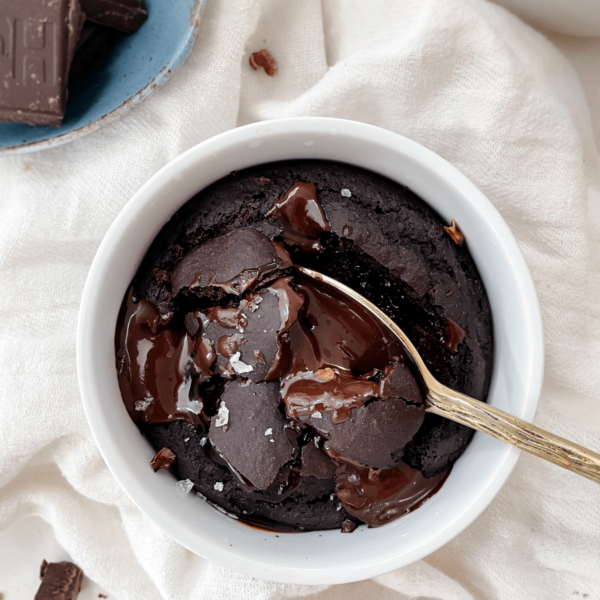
top-left (0, 0), bottom-right (203, 155)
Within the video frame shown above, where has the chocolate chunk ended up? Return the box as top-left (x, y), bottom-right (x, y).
top-left (172, 228), bottom-right (288, 297)
top-left (284, 362), bottom-right (424, 468)
top-left (78, 0), bottom-right (147, 34)
top-left (150, 447), bottom-right (176, 471)
top-left (300, 444), bottom-right (336, 480)
top-left (282, 368), bottom-right (382, 424)
top-left (0, 0), bottom-right (85, 126)
top-left (249, 49), bottom-right (277, 76)
top-left (380, 360), bottom-right (423, 402)
top-left (208, 380), bottom-right (294, 490)
top-left (202, 279), bottom-right (303, 381)
top-left (266, 182), bottom-right (331, 252)
top-left (341, 519), bottom-right (358, 533)
top-left (444, 219), bottom-right (465, 246)
top-left (322, 398), bottom-right (425, 468)
top-left (35, 560), bottom-right (83, 600)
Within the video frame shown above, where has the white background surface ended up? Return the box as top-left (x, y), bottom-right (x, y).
top-left (0, 3), bottom-right (599, 599)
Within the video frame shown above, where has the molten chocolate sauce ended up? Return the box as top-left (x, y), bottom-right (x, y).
top-left (443, 318), bottom-right (466, 353)
top-left (329, 449), bottom-right (449, 527)
top-left (115, 290), bottom-right (202, 426)
top-left (266, 182), bottom-right (332, 252)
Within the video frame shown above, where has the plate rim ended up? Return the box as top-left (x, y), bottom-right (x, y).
top-left (0, 0), bottom-right (204, 156)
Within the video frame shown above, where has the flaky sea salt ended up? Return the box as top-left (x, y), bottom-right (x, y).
top-left (176, 479), bottom-right (194, 497)
top-left (214, 481), bottom-right (224, 492)
top-left (230, 351), bottom-right (254, 374)
top-left (264, 428), bottom-right (273, 436)
top-left (341, 188), bottom-right (352, 197)
top-left (135, 399), bottom-right (152, 411)
top-left (311, 411), bottom-right (322, 419)
top-left (215, 402), bottom-right (229, 428)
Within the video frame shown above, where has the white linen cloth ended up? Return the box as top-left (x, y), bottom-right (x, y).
top-left (1, 0), bottom-right (599, 598)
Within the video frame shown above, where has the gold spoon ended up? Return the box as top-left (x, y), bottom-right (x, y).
top-left (296, 266), bottom-right (600, 484)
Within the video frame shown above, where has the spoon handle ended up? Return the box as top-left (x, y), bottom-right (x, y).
top-left (426, 384), bottom-right (600, 484)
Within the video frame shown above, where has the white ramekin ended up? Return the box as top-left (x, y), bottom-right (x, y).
top-left (77, 118), bottom-right (544, 585)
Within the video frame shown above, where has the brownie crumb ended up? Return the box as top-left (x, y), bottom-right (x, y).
top-left (341, 519), bottom-right (358, 533)
top-left (444, 219), bottom-right (465, 246)
top-left (150, 447), bottom-right (176, 472)
top-left (249, 49), bottom-right (278, 76)
top-left (153, 268), bottom-right (170, 286)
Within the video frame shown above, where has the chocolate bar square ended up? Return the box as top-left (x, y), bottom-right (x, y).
top-left (0, 0), bottom-right (84, 125)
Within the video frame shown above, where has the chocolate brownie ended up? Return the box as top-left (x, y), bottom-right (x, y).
top-left (116, 160), bottom-right (494, 532)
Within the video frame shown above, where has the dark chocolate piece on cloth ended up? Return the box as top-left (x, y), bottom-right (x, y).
top-left (172, 228), bottom-right (289, 299)
top-left (0, 0), bottom-right (85, 126)
top-left (35, 560), bottom-right (83, 600)
top-left (78, 0), bottom-right (147, 34)
top-left (300, 443), bottom-right (336, 480)
top-left (208, 380), bottom-right (295, 490)
top-left (150, 447), bottom-right (176, 471)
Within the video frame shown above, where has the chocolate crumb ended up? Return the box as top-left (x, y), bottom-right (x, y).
top-left (99, 595), bottom-right (107, 599)
top-left (444, 219), bottom-right (465, 246)
top-left (150, 447), bottom-right (176, 472)
top-left (35, 560), bottom-right (83, 600)
top-left (249, 49), bottom-right (278, 76)
top-left (153, 268), bottom-right (170, 286)
top-left (255, 176), bottom-right (271, 185)
top-left (341, 519), bottom-right (358, 533)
